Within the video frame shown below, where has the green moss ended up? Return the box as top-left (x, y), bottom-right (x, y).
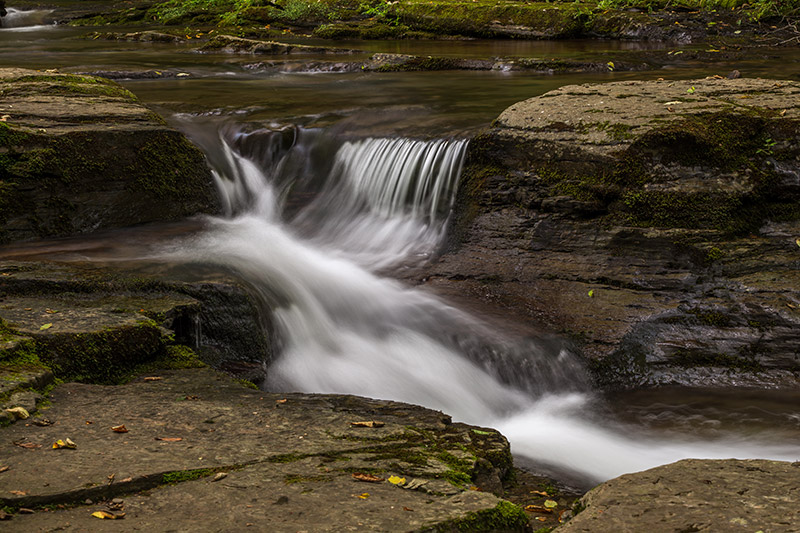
top-left (235, 378), bottom-right (259, 390)
top-left (161, 468), bottom-right (215, 484)
top-left (267, 452), bottom-right (312, 463)
top-left (284, 474), bottom-right (333, 484)
top-left (434, 500), bottom-right (529, 532)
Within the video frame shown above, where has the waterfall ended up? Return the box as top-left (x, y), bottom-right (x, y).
top-left (161, 124), bottom-right (800, 484)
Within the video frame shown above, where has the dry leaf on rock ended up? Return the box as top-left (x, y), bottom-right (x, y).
top-left (0, 510), bottom-right (9, 520)
top-left (13, 441), bottom-right (41, 449)
top-left (9, 490), bottom-right (28, 496)
top-left (155, 437), bottom-right (183, 442)
top-left (143, 376), bottom-right (162, 382)
top-left (111, 425), bottom-right (129, 433)
top-left (18, 508), bottom-right (34, 514)
top-left (357, 493), bottom-right (369, 499)
top-left (544, 500), bottom-right (558, 509)
top-left (119, 477), bottom-right (133, 483)
top-left (387, 475), bottom-right (406, 485)
top-left (52, 438), bottom-right (77, 450)
top-left (530, 490), bottom-right (550, 496)
top-left (0, 466), bottom-right (9, 473)
top-left (350, 421), bottom-right (384, 428)
top-left (211, 472), bottom-right (228, 482)
top-left (275, 399), bottom-right (287, 404)
top-left (352, 473), bottom-right (384, 483)
top-left (91, 511), bottom-right (125, 520)
top-left (5, 407), bottom-right (30, 420)
top-left (525, 505), bottom-right (553, 514)
top-left (39, 323), bottom-right (52, 330)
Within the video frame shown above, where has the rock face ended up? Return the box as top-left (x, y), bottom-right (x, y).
top-left (427, 78), bottom-right (800, 389)
top-left (0, 367), bottom-right (528, 532)
top-left (0, 260), bottom-right (271, 387)
top-left (555, 459), bottom-right (800, 532)
top-left (0, 68), bottom-right (217, 243)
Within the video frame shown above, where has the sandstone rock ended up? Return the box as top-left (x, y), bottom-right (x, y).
top-left (198, 34), bottom-right (360, 55)
top-left (0, 68), bottom-right (217, 243)
top-left (429, 78), bottom-right (800, 389)
top-left (556, 459), bottom-right (800, 532)
top-left (0, 367), bottom-right (528, 532)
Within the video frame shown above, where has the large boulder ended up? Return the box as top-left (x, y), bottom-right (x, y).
top-left (427, 77), bottom-right (800, 389)
top-left (555, 459), bottom-right (800, 532)
top-left (0, 68), bottom-right (217, 243)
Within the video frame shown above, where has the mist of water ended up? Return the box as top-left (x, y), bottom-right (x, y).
top-left (163, 125), bottom-right (799, 484)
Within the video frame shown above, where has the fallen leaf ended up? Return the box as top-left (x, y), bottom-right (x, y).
top-left (525, 505), bottom-right (553, 514)
top-left (275, 399), bottom-right (288, 404)
top-left (687, 86), bottom-right (696, 94)
top-left (5, 407), bottom-right (30, 420)
top-left (32, 418), bottom-right (53, 427)
top-left (155, 437), bottom-right (183, 442)
top-left (45, 309), bottom-right (58, 314)
top-left (352, 473), bottom-right (384, 483)
top-left (795, 238), bottom-right (800, 248)
top-left (780, 109), bottom-right (787, 116)
top-left (18, 508), bottom-right (34, 514)
top-left (544, 500), bottom-right (558, 509)
top-left (350, 421), bottom-right (384, 428)
top-left (9, 490), bottom-right (28, 496)
top-left (403, 507), bottom-right (413, 511)
top-left (86, 421), bottom-right (93, 425)
top-left (0, 466), bottom-right (9, 473)
top-left (14, 441), bottom-right (41, 449)
top-left (143, 376), bottom-right (163, 382)
top-left (107, 473), bottom-right (116, 482)
top-left (530, 490), bottom-right (550, 496)
top-left (588, 290), bottom-right (594, 298)
top-left (91, 511), bottom-right (125, 520)
top-left (606, 61), bottom-right (614, 71)
top-left (535, 516), bottom-right (547, 522)
top-left (111, 425), bottom-right (129, 433)
top-left (387, 475), bottom-right (406, 485)
top-left (211, 472), bottom-right (228, 482)
top-left (0, 115), bottom-right (9, 122)
top-left (119, 477), bottom-right (133, 483)
top-left (357, 492), bottom-right (369, 499)
top-left (0, 509), bottom-right (9, 520)
top-left (52, 438), bottom-right (77, 450)
top-left (39, 323), bottom-right (52, 330)
top-left (471, 429), bottom-right (493, 436)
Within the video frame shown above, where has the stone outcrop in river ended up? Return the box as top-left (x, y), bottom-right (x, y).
top-left (554, 458), bottom-right (800, 532)
top-left (0, 68), bottom-right (217, 243)
top-left (429, 77), bottom-right (800, 389)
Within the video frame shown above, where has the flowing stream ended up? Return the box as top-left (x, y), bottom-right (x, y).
top-left (158, 125), bottom-right (800, 484)
top-left (2, 15), bottom-right (800, 486)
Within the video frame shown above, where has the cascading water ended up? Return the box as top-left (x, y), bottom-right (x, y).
top-left (0, 8), bottom-right (55, 30)
top-left (164, 124), bottom-right (800, 484)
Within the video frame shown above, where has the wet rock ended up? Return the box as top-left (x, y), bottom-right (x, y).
top-left (82, 30), bottom-right (185, 43)
top-left (0, 367), bottom-right (528, 532)
top-left (197, 34), bottom-right (360, 55)
top-left (0, 68), bottom-right (217, 243)
top-left (556, 459), bottom-right (800, 532)
top-left (431, 78), bottom-right (800, 389)
top-left (0, 260), bottom-right (271, 385)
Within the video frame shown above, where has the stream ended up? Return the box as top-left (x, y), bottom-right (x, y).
top-left (2, 10), bottom-right (800, 488)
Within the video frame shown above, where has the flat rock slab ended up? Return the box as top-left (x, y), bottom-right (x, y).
top-left (555, 458), bottom-right (800, 532)
top-left (0, 367), bottom-right (524, 531)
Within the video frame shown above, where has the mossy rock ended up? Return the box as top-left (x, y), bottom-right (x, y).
top-left (0, 68), bottom-right (217, 243)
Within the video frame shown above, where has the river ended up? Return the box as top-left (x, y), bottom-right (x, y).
top-left (2, 9), bottom-right (799, 488)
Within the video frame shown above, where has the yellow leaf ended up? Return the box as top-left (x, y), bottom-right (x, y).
top-left (357, 492), bottom-right (369, 499)
top-left (387, 475), bottom-right (406, 485)
top-left (40, 323), bottom-right (52, 330)
top-left (588, 290), bottom-right (594, 298)
top-left (52, 438), bottom-right (76, 450)
top-left (544, 499), bottom-right (558, 509)
top-left (5, 407), bottom-right (30, 420)
top-left (92, 511), bottom-right (125, 519)
top-left (350, 420), bottom-right (384, 428)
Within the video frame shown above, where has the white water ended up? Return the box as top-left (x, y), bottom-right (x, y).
top-left (0, 8), bottom-right (56, 31)
top-left (165, 128), bottom-right (800, 483)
